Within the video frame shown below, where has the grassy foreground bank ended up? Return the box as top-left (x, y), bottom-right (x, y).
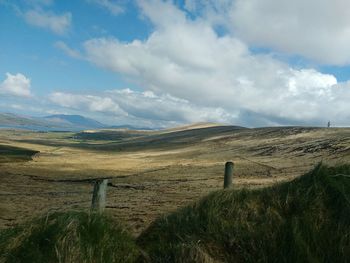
top-left (1, 164), bottom-right (349, 262)
top-left (0, 212), bottom-right (140, 263)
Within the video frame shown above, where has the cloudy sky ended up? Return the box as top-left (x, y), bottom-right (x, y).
top-left (1, 0), bottom-right (350, 128)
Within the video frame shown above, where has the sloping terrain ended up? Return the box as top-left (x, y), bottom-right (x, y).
top-left (0, 113), bottom-right (107, 131)
top-left (92, 125), bottom-right (246, 151)
top-left (42, 114), bottom-right (105, 129)
top-left (0, 145), bottom-right (39, 163)
top-left (74, 129), bottom-right (148, 141)
top-left (0, 126), bottom-right (349, 235)
top-left (0, 113), bottom-right (49, 128)
top-left (0, 212), bottom-right (140, 263)
top-left (1, 164), bottom-right (349, 262)
top-left (138, 164), bottom-right (350, 262)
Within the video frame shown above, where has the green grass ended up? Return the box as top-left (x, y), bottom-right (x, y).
top-left (0, 145), bottom-right (39, 163)
top-left (138, 163), bottom-right (350, 262)
top-left (1, 164), bottom-right (349, 262)
top-left (0, 212), bottom-right (140, 263)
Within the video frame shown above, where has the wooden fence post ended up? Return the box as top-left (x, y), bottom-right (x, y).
top-left (224, 161), bottom-right (234, 189)
top-left (91, 179), bottom-right (108, 212)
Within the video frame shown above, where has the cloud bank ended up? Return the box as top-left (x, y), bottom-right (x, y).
top-left (49, 89), bottom-right (236, 127)
top-left (0, 73), bottom-right (32, 97)
top-left (8, 0), bottom-right (350, 127)
top-left (184, 0), bottom-right (350, 65)
top-left (58, 0), bottom-right (349, 126)
top-left (24, 9), bottom-right (71, 35)
top-left (88, 0), bottom-right (125, 16)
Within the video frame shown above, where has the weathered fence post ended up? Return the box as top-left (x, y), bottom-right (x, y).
top-left (224, 161), bottom-right (234, 189)
top-left (91, 179), bottom-right (108, 212)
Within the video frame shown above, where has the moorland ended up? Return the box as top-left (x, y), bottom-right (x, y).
top-left (1, 124), bottom-right (349, 236)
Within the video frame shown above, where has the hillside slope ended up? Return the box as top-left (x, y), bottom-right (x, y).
top-left (1, 126), bottom-right (349, 236)
top-left (0, 113), bottom-right (48, 127)
top-left (75, 125), bottom-right (246, 151)
top-left (0, 144), bottom-right (39, 163)
top-left (1, 164), bottom-right (349, 262)
top-left (43, 114), bottom-right (105, 129)
top-left (0, 113), bottom-right (106, 131)
top-left (138, 164), bottom-right (350, 262)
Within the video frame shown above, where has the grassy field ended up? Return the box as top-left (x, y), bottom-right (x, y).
top-left (0, 211), bottom-right (140, 263)
top-left (0, 125), bottom-right (349, 236)
top-left (0, 145), bottom-right (39, 163)
top-left (1, 163), bottom-right (349, 262)
top-left (138, 163), bottom-right (350, 262)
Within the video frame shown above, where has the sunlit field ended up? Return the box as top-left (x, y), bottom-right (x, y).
top-left (1, 125), bottom-right (349, 236)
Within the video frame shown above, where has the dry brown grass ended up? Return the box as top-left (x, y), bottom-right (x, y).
top-left (0, 126), bottom-right (349, 235)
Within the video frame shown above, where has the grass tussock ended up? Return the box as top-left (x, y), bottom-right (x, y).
top-left (0, 211), bottom-right (140, 263)
top-left (1, 164), bottom-right (350, 262)
top-left (138, 163), bottom-right (350, 262)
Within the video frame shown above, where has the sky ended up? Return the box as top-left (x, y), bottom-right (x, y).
top-left (1, 0), bottom-right (350, 128)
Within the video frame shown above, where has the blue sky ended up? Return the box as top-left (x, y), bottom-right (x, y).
top-left (1, 0), bottom-right (350, 128)
top-left (0, 1), bottom-right (148, 95)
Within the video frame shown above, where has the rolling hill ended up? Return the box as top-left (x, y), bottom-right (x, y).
top-left (1, 123), bottom-right (349, 240)
top-left (1, 164), bottom-right (349, 262)
top-left (0, 113), bottom-right (106, 131)
top-left (0, 112), bottom-right (152, 131)
top-left (42, 114), bottom-right (105, 129)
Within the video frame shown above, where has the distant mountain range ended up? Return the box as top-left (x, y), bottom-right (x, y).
top-left (43, 114), bottom-right (105, 129)
top-left (0, 113), bottom-right (142, 131)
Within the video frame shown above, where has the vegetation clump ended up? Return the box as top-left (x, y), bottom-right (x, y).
top-left (0, 211), bottom-right (140, 263)
top-left (1, 164), bottom-right (349, 262)
top-left (138, 164), bottom-right (350, 262)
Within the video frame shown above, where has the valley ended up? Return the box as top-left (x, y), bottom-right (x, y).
top-left (0, 125), bottom-right (349, 235)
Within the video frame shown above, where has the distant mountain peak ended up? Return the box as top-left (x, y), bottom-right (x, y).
top-left (0, 113), bottom-right (106, 131)
top-left (0, 112), bottom-right (155, 131)
top-left (43, 114), bottom-right (105, 128)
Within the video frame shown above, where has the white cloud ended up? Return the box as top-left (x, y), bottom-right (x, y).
top-left (183, 0), bottom-right (350, 65)
top-left (109, 89), bottom-right (236, 123)
top-left (76, 0), bottom-right (350, 126)
top-left (54, 41), bottom-right (82, 59)
top-left (287, 69), bottom-right (337, 96)
top-left (10, 104), bottom-right (25, 110)
top-left (0, 72), bottom-right (32, 97)
top-left (89, 0), bottom-right (125, 15)
top-left (49, 92), bottom-right (126, 116)
top-left (40, 0), bottom-right (350, 127)
top-left (49, 89), bottom-right (236, 127)
top-left (227, 0), bottom-right (350, 65)
top-left (184, 0), bottom-right (232, 25)
top-left (24, 9), bottom-right (71, 35)
top-left (138, 0), bottom-right (186, 27)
